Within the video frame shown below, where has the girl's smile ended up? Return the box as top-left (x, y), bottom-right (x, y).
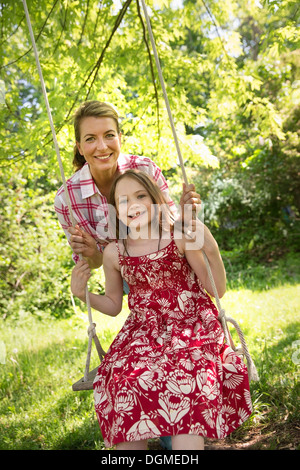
top-left (114, 177), bottom-right (154, 234)
top-left (128, 209), bottom-right (147, 220)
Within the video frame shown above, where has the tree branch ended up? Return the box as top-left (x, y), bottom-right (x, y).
top-left (0, 0), bottom-right (60, 70)
top-left (77, 0), bottom-right (90, 46)
top-left (200, 0), bottom-right (230, 64)
top-left (136, 0), bottom-right (161, 146)
top-left (84, 0), bottom-right (134, 100)
top-left (63, 0), bottom-right (134, 123)
top-left (0, 14), bottom-right (25, 47)
top-left (40, 0), bottom-right (134, 148)
top-left (53, 0), bottom-right (69, 56)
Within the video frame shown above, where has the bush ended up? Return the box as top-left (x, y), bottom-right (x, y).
top-left (0, 172), bottom-right (74, 320)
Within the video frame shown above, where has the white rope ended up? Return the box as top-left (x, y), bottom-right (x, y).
top-left (22, 0), bottom-right (105, 382)
top-left (139, 0), bottom-right (188, 187)
top-left (139, 0), bottom-right (259, 381)
top-left (225, 316), bottom-right (259, 382)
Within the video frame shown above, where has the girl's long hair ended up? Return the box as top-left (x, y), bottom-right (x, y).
top-left (108, 170), bottom-right (174, 254)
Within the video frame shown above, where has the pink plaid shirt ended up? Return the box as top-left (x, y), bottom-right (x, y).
top-left (54, 154), bottom-right (176, 262)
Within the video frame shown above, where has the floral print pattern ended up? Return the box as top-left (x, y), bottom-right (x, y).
top-left (93, 237), bottom-right (252, 446)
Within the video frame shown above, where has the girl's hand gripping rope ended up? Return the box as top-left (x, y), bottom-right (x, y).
top-left (71, 259), bottom-right (91, 301)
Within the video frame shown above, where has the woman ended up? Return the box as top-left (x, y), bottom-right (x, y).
top-left (54, 100), bottom-right (200, 269)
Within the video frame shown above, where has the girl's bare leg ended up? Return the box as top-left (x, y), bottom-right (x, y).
top-left (115, 439), bottom-right (148, 450)
top-left (171, 434), bottom-right (204, 450)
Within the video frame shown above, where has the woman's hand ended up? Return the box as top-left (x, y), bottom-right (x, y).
top-left (71, 260), bottom-right (91, 300)
top-left (68, 225), bottom-right (104, 269)
top-left (68, 225), bottom-right (98, 258)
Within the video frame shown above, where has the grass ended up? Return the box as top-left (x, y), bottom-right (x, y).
top-left (221, 285), bottom-right (300, 444)
top-left (0, 254), bottom-right (299, 450)
top-left (0, 309), bottom-right (129, 450)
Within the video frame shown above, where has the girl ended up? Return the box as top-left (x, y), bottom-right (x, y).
top-left (71, 170), bottom-right (252, 450)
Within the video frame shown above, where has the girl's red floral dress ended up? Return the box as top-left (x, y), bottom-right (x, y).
top-left (93, 235), bottom-right (252, 447)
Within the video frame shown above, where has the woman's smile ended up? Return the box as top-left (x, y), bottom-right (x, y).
top-left (94, 153), bottom-right (113, 161)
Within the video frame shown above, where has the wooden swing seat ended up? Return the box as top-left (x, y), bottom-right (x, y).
top-left (72, 366), bottom-right (99, 391)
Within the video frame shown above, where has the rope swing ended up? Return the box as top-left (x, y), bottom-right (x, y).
top-left (22, 0), bottom-right (259, 389)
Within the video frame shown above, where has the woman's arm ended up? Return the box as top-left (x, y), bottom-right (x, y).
top-left (55, 190), bottom-right (103, 268)
top-left (71, 242), bottom-right (123, 316)
top-left (176, 219), bottom-right (226, 299)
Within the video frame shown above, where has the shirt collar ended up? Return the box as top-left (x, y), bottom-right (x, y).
top-left (79, 163), bottom-right (98, 199)
top-left (117, 153), bottom-right (126, 171)
top-left (79, 155), bottom-right (128, 199)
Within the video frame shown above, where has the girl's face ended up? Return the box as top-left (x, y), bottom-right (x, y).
top-left (76, 116), bottom-right (121, 175)
top-left (114, 177), bottom-right (154, 232)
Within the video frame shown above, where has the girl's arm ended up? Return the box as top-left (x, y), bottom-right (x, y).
top-left (176, 219), bottom-right (226, 299)
top-left (71, 242), bottom-right (123, 316)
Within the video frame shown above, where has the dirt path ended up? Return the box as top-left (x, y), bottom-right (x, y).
top-left (148, 422), bottom-right (299, 450)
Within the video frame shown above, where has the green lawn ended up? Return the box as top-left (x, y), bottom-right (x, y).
top-left (0, 264), bottom-right (299, 450)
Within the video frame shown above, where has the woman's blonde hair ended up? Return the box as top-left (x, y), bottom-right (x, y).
top-left (73, 101), bottom-right (120, 171)
top-left (108, 170), bottom-right (174, 251)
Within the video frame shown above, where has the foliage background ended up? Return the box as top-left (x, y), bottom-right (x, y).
top-left (0, 0), bottom-right (299, 316)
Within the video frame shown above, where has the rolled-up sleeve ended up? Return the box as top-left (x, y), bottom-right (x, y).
top-left (54, 190), bottom-right (79, 263)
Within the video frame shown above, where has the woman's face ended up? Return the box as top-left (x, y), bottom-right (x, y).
top-left (76, 116), bottom-right (121, 175)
